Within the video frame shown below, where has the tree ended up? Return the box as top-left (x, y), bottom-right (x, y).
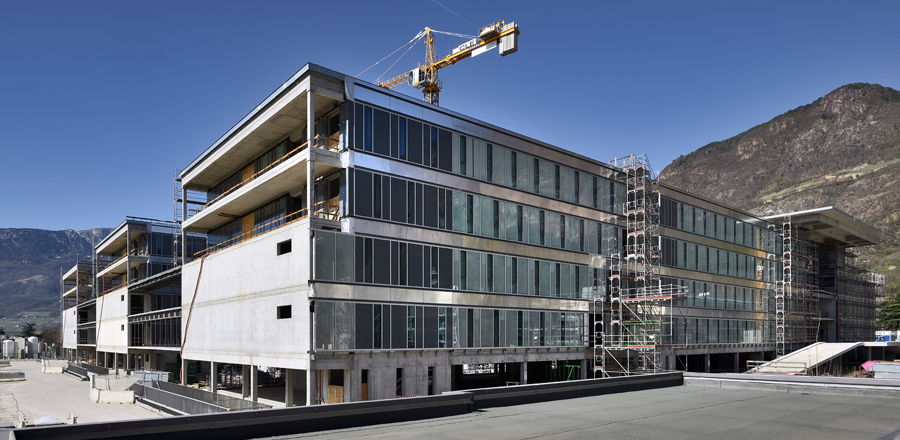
top-left (879, 294), bottom-right (900, 331)
top-left (38, 326), bottom-right (61, 345)
top-left (20, 321), bottom-right (37, 338)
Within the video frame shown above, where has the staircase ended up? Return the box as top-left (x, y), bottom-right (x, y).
top-left (750, 342), bottom-right (863, 374)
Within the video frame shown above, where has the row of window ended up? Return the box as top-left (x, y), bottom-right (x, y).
top-left (661, 237), bottom-right (781, 283)
top-left (348, 102), bottom-right (625, 214)
top-left (660, 197), bottom-right (777, 253)
top-left (663, 277), bottom-right (773, 312)
top-left (314, 300), bottom-right (586, 351)
top-left (352, 168), bottom-right (622, 254)
top-left (313, 230), bottom-right (604, 299)
top-left (671, 317), bottom-right (772, 345)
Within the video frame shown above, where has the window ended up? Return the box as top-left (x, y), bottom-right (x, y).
top-left (277, 305), bottom-right (292, 319)
top-left (363, 106), bottom-right (373, 151)
top-left (277, 239), bottom-right (292, 255)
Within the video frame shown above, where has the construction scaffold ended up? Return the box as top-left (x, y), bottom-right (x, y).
top-left (776, 217), bottom-right (821, 357)
top-left (594, 154), bottom-right (685, 377)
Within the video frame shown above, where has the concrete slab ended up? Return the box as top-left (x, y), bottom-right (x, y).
top-left (0, 360), bottom-right (165, 425)
top-left (260, 384), bottom-right (900, 440)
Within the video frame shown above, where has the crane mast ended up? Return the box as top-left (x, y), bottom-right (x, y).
top-left (377, 20), bottom-right (519, 106)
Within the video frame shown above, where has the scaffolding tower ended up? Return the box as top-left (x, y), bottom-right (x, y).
top-left (777, 217), bottom-right (821, 357)
top-left (769, 223), bottom-right (785, 357)
top-left (594, 154), bottom-right (683, 377)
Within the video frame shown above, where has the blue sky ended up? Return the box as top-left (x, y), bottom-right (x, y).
top-left (1, 1), bottom-right (898, 230)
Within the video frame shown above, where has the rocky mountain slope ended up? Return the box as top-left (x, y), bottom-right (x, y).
top-left (0, 228), bottom-right (110, 320)
top-left (660, 83), bottom-right (900, 294)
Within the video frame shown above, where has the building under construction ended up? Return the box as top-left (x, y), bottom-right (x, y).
top-left (60, 62), bottom-right (886, 405)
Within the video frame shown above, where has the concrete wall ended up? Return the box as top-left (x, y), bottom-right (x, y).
top-left (62, 307), bottom-right (77, 350)
top-left (96, 288), bottom-right (129, 354)
top-left (181, 221), bottom-right (311, 369)
top-left (89, 388), bottom-right (135, 404)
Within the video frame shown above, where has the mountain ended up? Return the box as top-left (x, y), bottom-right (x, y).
top-left (660, 83), bottom-right (900, 294)
top-left (0, 228), bottom-right (110, 322)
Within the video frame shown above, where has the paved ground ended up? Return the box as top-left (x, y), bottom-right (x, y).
top-left (262, 384), bottom-right (900, 440)
top-left (0, 360), bottom-right (165, 425)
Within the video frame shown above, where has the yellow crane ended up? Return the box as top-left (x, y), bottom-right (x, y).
top-left (376, 20), bottom-right (520, 106)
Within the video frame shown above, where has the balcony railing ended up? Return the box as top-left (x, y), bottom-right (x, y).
top-left (194, 208), bottom-right (309, 258)
top-left (192, 196), bottom-right (341, 258)
top-left (197, 135), bottom-right (341, 214)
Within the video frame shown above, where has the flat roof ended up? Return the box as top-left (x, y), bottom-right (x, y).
top-left (266, 384), bottom-right (900, 440)
top-left (764, 206), bottom-right (886, 247)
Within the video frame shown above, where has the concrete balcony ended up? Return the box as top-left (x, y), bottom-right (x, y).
top-left (184, 145), bottom-right (341, 233)
top-left (96, 255), bottom-right (147, 280)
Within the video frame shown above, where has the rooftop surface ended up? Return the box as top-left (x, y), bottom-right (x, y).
top-left (0, 360), bottom-right (164, 425)
top-left (262, 384), bottom-right (900, 440)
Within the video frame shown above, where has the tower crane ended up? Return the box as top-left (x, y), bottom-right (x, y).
top-left (376, 20), bottom-right (519, 106)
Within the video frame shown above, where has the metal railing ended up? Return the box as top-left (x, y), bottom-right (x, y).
top-left (132, 380), bottom-right (271, 414)
top-left (193, 208), bottom-right (308, 257)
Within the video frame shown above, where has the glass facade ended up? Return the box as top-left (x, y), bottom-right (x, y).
top-left (351, 168), bottom-right (621, 255)
top-left (314, 300), bottom-right (585, 350)
top-left (349, 102), bottom-right (625, 214)
top-left (660, 196), bottom-right (778, 253)
top-left (313, 230), bottom-right (603, 300)
top-left (660, 237), bottom-right (780, 283)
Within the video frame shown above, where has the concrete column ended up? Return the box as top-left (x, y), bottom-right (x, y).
top-left (285, 369), bottom-right (294, 407)
top-left (346, 368), bottom-right (360, 402)
top-left (734, 353), bottom-right (741, 373)
top-left (704, 354), bottom-right (711, 373)
top-left (520, 361), bottom-right (528, 384)
top-left (305, 369), bottom-right (317, 405)
top-left (180, 359), bottom-right (187, 385)
top-left (307, 90), bottom-right (316, 147)
top-left (344, 368), bottom-right (359, 402)
top-left (580, 359), bottom-right (588, 379)
top-left (250, 366), bottom-right (259, 402)
top-left (242, 365), bottom-right (250, 398)
top-left (209, 361), bottom-right (218, 395)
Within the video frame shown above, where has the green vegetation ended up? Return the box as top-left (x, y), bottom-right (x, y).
top-left (20, 321), bottom-right (36, 337)
top-left (880, 293), bottom-right (900, 330)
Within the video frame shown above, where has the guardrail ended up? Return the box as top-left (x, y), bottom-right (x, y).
top-left (11, 373), bottom-right (680, 440)
top-left (132, 383), bottom-right (227, 415)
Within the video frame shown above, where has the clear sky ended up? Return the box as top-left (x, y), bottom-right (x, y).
top-left (1, 1), bottom-right (898, 230)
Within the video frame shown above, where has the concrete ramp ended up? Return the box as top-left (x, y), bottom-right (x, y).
top-left (751, 342), bottom-right (862, 374)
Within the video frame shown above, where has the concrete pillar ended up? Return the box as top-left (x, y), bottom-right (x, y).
top-left (305, 368), bottom-right (317, 405)
top-left (734, 353), bottom-right (741, 373)
top-left (580, 359), bottom-right (588, 379)
top-left (209, 361), bottom-right (218, 395)
top-left (250, 366), bottom-right (259, 402)
top-left (520, 361), bottom-right (528, 384)
top-left (242, 365), bottom-right (250, 398)
top-left (347, 368), bottom-right (361, 402)
top-left (306, 90), bottom-right (316, 219)
top-left (704, 354), bottom-right (711, 373)
top-left (180, 359), bottom-right (187, 385)
top-left (285, 369), bottom-right (294, 407)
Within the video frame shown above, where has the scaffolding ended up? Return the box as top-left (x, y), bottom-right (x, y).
top-left (820, 249), bottom-right (882, 342)
top-left (594, 154), bottom-right (684, 377)
top-left (777, 217), bottom-right (821, 357)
